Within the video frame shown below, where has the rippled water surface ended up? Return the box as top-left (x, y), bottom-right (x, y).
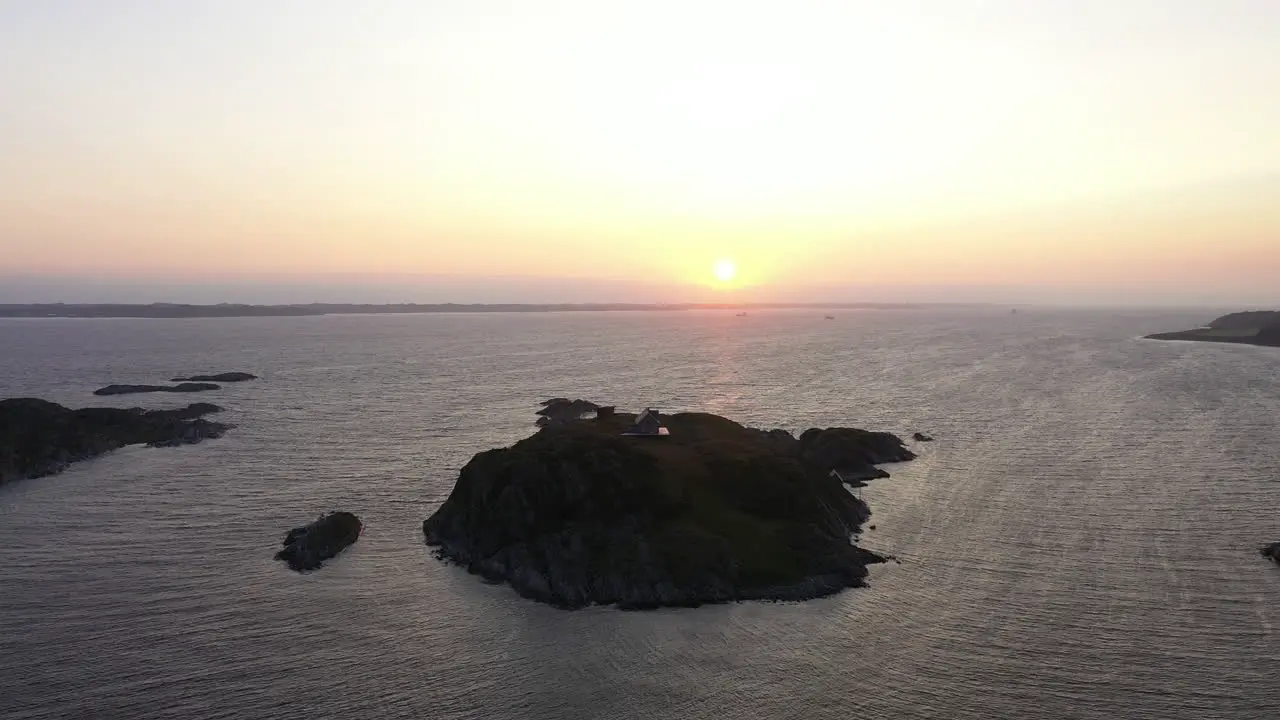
top-left (1, 309), bottom-right (1278, 719)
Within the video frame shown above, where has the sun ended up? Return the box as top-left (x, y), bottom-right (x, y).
top-left (713, 259), bottom-right (737, 284)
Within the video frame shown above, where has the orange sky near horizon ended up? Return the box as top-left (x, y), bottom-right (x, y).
top-left (1, 1), bottom-right (1278, 303)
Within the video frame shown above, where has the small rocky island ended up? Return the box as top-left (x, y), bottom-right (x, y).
top-left (276, 512), bottom-right (363, 571)
top-left (1146, 310), bottom-right (1280, 348)
top-left (0, 399), bottom-right (229, 485)
top-left (93, 382), bottom-right (221, 396)
top-left (170, 372), bottom-right (258, 382)
top-left (423, 405), bottom-right (916, 609)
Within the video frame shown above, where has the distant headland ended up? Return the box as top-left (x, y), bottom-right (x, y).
top-left (0, 302), bottom-right (925, 319)
top-left (1145, 311), bottom-right (1280, 348)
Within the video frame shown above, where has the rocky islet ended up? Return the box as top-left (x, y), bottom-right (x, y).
top-left (93, 383), bottom-right (222, 396)
top-left (275, 512), bottom-right (363, 571)
top-left (0, 399), bottom-right (230, 485)
top-left (423, 404), bottom-right (916, 609)
top-left (170, 372), bottom-right (258, 382)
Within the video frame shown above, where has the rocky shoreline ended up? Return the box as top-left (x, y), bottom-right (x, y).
top-left (423, 405), bottom-right (916, 609)
top-left (0, 399), bottom-right (230, 485)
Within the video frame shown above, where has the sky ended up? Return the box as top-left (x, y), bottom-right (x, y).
top-left (1, 0), bottom-right (1278, 305)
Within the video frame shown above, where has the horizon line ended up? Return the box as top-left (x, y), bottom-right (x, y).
top-left (0, 301), bottom-right (953, 319)
top-left (0, 301), bottom-right (1267, 321)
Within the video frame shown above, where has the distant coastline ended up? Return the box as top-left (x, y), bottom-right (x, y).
top-left (1145, 310), bottom-right (1280, 348)
top-left (0, 302), bottom-right (928, 319)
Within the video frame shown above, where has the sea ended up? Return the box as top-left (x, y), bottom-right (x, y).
top-left (1, 308), bottom-right (1277, 719)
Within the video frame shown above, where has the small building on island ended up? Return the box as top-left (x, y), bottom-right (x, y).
top-left (623, 408), bottom-right (669, 437)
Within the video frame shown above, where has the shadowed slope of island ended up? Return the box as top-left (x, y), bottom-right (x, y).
top-left (1145, 311), bottom-right (1280, 348)
top-left (0, 400), bottom-right (229, 485)
top-left (423, 408), bottom-right (915, 609)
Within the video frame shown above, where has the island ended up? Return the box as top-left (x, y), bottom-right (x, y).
top-left (170, 372), bottom-right (258, 382)
top-left (276, 512), bottom-right (363, 571)
top-left (0, 399), bottom-right (229, 485)
top-left (423, 405), bottom-right (916, 609)
top-left (93, 382), bottom-right (221, 396)
top-left (1145, 310), bottom-right (1280, 348)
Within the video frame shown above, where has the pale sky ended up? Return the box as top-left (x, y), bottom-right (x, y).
top-left (1, 0), bottom-right (1278, 304)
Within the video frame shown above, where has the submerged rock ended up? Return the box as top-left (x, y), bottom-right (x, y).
top-left (423, 409), bottom-right (914, 609)
top-left (0, 399), bottom-right (229, 484)
top-left (170, 372), bottom-right (258, 382)
top-left (93, 383), bottom-right (220, 396)
top-left (1260, 542), bottom-right (1280, 565)
top-left (913, 432), bottom-right (935, 442)
top-left (276, 512), bottom-right (362, 571)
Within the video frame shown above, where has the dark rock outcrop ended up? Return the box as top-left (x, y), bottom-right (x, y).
top-left (797, 427), bottom-right (917, 485)
top-left (170, 372), bottom-right (258, 382)
top-left (157, 402), bottom-right (224, 420)
top-left (535, 398), bottom-right (602, 427)
top-left (913, 432), bottom-right (935, 442)
top-left (1260, 542), bottom-right (1280, 565)
top-left (423, 409), bottom-right (915, 609)
top-left (0, 399), bottom-right (229, 485)
top-left (93, 383), bottom-right (220, 396)
top-left (275, 512), bottom-right (362, 571)
top-left (745, 427), bottom-right (801, 455)
top-left (537, 398), bottom-right (599, 417)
